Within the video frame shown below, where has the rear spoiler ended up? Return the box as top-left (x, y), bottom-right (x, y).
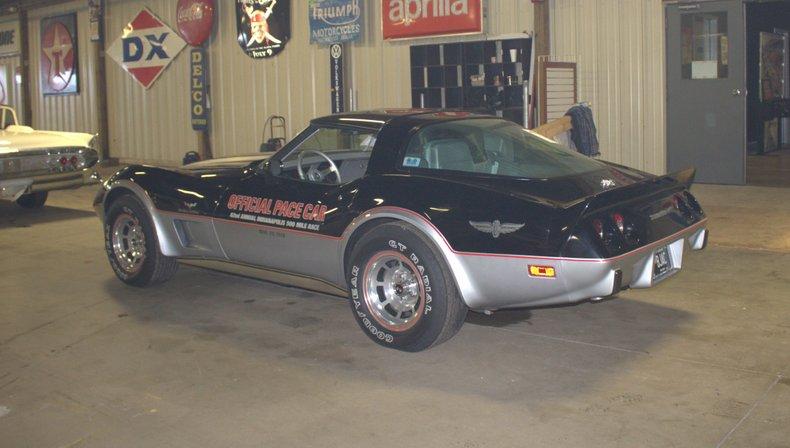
top-left (667, 167), bottom-right (696, 188)
top-left (582, 167), bottom-right (697, 215)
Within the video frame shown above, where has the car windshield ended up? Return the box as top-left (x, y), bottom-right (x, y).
top-left (401, 118), bottom-right (604, 179)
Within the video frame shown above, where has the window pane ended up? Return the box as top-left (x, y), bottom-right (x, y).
top-left (283, 127), bottom-right (377, 163)
top-left (402, 119), bottom-right (604, 179)
top-left (681, 12), bottom-right (729, 79)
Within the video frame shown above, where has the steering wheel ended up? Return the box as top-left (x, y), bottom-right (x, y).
top-left (297, 150), bottom-right (342, 185)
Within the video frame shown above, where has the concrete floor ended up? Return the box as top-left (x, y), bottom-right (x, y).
top-left (0, 184), bottom-right (788, 448)
top-left (748, 147), bottom-right (790, 188)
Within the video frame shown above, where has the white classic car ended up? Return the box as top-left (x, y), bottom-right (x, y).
top-left (0, 105), bottom-right (99, 207)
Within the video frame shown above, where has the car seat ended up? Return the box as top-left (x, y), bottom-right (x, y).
top-left (424, 138), bottom-right (476, 172)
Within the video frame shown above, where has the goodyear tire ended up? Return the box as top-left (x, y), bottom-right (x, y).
top-left (104, 195), bottom-right (178, 287)
top-left (347, 222), bottom-right (467, 352)
top-left (16, 192), bottom-right (48, 208)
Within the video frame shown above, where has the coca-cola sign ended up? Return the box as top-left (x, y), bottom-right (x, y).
top-left (382, 0), bottom-right (482, 40)
top-left (177, 0), bottom-right (215, 47)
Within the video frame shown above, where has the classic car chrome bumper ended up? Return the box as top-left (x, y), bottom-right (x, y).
top-left (454, 220), bottom-right (708, 310)
top-left (0, 168), bottom-right (99, 200)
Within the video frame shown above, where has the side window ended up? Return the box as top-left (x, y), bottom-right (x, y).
top-left (402, 124), bottom-right (486, 172)
top-left (282, 127), bottom-right (376, 164)
top-left (279, 126), bottom-right (378, 184)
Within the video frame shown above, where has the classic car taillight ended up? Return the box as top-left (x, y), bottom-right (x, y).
top-left (59, 156), bottom-right (68, 166)
top-left (70, 155), bottom-right (79, 166)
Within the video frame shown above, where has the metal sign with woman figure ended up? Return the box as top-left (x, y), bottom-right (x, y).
top-left (236, 0), bottom-right (290, 59)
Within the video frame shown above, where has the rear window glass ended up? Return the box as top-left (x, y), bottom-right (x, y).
top-left (402, 118), bottom-right (604, 179)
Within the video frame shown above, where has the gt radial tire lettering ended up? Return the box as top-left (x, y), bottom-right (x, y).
top-left (349, 265), bottom-right (394, 344)
top-left (388, 239), bottom-right (433, 316)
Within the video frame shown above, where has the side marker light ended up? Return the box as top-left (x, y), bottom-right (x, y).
top-left (529, 265), bottom-right (556, 278)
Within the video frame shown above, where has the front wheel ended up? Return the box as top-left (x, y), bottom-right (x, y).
top-left (16, 191), bottom-right (48, 208)
top-left (347, 222), bottom-right (467, 352)
top-left (104, 195), bottom-right (178, 287)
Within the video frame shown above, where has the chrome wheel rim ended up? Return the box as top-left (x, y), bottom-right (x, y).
top-left (111, 212), bottom-right (146, 275)
top-left (363, 251), bottom-right (425, 332)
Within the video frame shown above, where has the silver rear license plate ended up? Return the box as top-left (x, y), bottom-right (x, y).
top-left (653, 245), bottom-right (672, 280)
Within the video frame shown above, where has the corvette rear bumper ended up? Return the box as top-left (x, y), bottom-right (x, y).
top-left (456, 220), bottom-right (708, 310)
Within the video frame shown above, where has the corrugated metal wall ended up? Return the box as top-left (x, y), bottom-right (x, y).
top-left (210, 0), bottom-right (535, 159)
top-left (104, 0), bottom-right (194, 163)
top-left (28, 1), bottom-right (100, 134)
top-left (0, 55), bottom-right (24, 118)
top-left (18, 0), bottom-right (534, 163)
top-left (207, 0), bottom-right (331, 158)
top-left (348, 0), bottom-right (534, 113)
top-left (550, 0), bottom-right (667, 175)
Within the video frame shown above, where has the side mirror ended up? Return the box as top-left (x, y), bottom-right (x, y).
top-left (257, 159), bottom-right (282, 177)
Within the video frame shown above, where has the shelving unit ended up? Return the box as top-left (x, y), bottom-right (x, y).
top-left (410, 37), bottom-right (532, 124)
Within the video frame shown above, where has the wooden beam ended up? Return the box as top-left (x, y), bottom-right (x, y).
top-left (533, 116), bottom-right (572, 139)
top-left (534, 0), bottom-right (550, 58)
top-left (91, 0), bottom-right (110, 160)
top-left (18, 8), bottom-right (31, 126)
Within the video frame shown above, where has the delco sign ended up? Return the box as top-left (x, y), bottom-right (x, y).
top-left (382, 0), bottom-right (482, 40)
top-left (107, 8), bottom-right (187, 89)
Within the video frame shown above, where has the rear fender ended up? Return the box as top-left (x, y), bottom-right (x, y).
top-left (340, 207), bottom-right (483, 307)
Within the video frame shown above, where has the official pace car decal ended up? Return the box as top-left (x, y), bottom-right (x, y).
top-left (226, 194), bottom-right (328, 232)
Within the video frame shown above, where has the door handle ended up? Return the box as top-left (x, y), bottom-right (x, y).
top-left (731, 89), bottom-right (743, 96)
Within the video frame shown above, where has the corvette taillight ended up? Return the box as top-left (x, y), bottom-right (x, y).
top-left (674, 193), bottom-right (696, 219)
top-left (70, 155), bottom-right (79, 166)
top-left (612, 212), bottom-right (625, 233)
top-left (592, 218), bottom-right (604, 239)
top-left (682, 191), bottom-right (703, 214)
top-left (59, 156), bottom-right (68, 166)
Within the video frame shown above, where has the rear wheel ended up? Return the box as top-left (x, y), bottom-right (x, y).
top-left (16, 192), bottom-right (48, 208)
top-left (347, 222), bottom-right (467, 352)
top-left (104, 195), bottom-right (178, 287)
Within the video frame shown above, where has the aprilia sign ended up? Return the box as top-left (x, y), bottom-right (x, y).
top-left (382, 0), bottom-right (482, 40)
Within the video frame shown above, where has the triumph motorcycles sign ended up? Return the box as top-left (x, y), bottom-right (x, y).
top-left (309, 0), bottom-right (363, 45)
top-left (382, 0), bottom-right (482, 40)
top-left (107, 8), bottom-right (187, 89)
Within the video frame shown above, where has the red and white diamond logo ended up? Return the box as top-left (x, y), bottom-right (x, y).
top-left (107, 8), bottom-right (186, 89)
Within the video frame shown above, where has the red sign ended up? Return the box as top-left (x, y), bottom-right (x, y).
top-left (177, 0), bottom-right (214, 47)
top-left (382, 0), bottom-right (482, 40)
top-left (40, 14), bottom-right (79, 94)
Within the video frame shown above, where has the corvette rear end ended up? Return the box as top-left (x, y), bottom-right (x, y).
top-left (446, 168), bottom-right (707, 310)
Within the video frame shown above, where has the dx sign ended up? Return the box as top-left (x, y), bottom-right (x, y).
top-left (123, 33), bottom-right (170, 62)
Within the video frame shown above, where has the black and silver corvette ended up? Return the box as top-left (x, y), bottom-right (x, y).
top-left (94, 110), bottom-right (708, 351)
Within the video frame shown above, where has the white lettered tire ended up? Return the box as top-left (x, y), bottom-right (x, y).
top-left (104, 195), bottom-right (178, 287)
top-left (347, 222), bottom-right (467, 351)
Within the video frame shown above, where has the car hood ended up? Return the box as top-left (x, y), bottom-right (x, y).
top-left (182, 154), bottom-right (271, 170)
top-left (0, 126), bottom-right (94, 155)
